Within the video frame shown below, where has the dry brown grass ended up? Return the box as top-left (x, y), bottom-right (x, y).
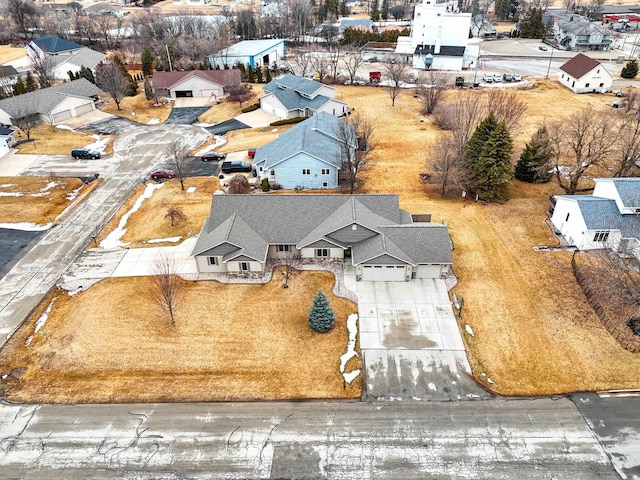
top-left (101, 87), bottom-right (172, 125)
top-left (0, 45), bottom-right (27, 64)
top-left (95, 178), bottom-right (218, 247)
top-left (15, 125), bottom-right (115, 155)
top-left (335, 83), bottom-right (640, 395)
top-left (198, 98), bottom-right (245, 124)
top-left (0, 271), bottom-right (361, 403)
top-left (0, 176), bottom-right (96, 224)
top-left (217, 124), bottom-right (295, 154)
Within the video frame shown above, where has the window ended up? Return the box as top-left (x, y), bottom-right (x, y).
top-left (322, 182), bottom-right (328, 188)
top-left (276, 245), bottom-right (291, 252)
top-left (270, 169), bottom-right (275, 176)
top-left (599, 83), bottom-right (604, 87)
top-left (565, 213), bottom-right (570, 221)
top-left (315, 248), bottom-right (329, 257)
top-left (585, 83), bottom-right (590, 88)
top-left (302, 168), bottom-right (311, 175)
top-left (597, 69), bottom-right (600, 73)
top-left (321, 169), bottom-right (330, 175)
top-left (207, 257), bottom-right (218, 266)
top-left (240, 262), bottom-right (250, 271)
top-left (593, 231), bottom-right (609, 242)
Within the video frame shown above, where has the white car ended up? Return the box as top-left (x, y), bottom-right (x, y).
top-left (513, 73), bottom-right (522, 82)
top-left (483, 73), bottom-right (493, 83)
top-left (493, 73), bottom-right (502, 82)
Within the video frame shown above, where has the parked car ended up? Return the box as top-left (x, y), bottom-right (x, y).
top-left (199, 151), bottom-right (227, 161)
top-left (512, 73), bottom-right (522, 82)
top-left (503, 73), bottom-right (513, 82)
top-left (248, 148), bottom-right (257, 158)
top-left (482, 73), bottom-right (493, 83)
top-left (150, 169), bottom-right (175, 181)
top-left (221, 161), bottom-right (253, 173)
top-left (71, 148), bottom-right (101, 159)
top-left (455, 76), bottom-right (465, 87)
top-left (493, 73), bottom-right (502, 83)
top-left (539, 45), bottom-right (549, 51)
top-left (612, 100), bottom-right (627, 108)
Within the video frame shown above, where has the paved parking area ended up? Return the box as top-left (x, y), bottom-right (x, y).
top-left (0, 151), bottom-right (38, 176)
top-left (206, 119), bottom-right (250, 135)
top-left (0, 229), bottom-right (45, 279)
top-left (81, 117), bottom-right (137, 135)
top-left (165, 107), bottom-right (210, 125)
top-left (344, 268), bottom-right (491, 401)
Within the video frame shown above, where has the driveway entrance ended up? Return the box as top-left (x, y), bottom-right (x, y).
top-left (344, 267), bottom-right (491, 401)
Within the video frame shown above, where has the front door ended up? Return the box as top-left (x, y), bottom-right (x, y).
top-left (240, 262), bottom-right (250, 272)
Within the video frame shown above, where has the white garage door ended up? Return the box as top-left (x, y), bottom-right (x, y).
top-left (416, 264), bottom-right (442, 279)
top-left (75, 103), bottom-right (94, 115)
top-left (362, 265), bottom-right (407, 282)
top-left (200, 88), bottom-right (219, 98)
top-left (52, 110), bottom-right (72, 122)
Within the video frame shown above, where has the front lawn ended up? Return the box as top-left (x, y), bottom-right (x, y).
top-left (15, 124), bottom-right (115, 155)
top-left (0, 271), bottom-right (361, 403)
top-left (101, 86), bottom-right (173, 125)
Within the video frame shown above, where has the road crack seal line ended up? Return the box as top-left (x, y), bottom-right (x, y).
top-left (259, 413), bottom-right (293, 462)
top-left (0, 405), bottom-right (39, 455)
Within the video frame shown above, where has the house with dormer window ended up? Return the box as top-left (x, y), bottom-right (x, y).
top-left (259, 74), bottom-right (348, 120)
top-left (550, 178), bottom-right (640, 260)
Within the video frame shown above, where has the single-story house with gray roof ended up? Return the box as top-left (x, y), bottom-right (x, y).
top-left (0, 78), bottom-right (102, 127)
top-left (260, 73), bottom-right (348, 120)
top-left (50, 47), bottom-right (106, 80)
top-left (253, 112), bottom-right (355, 189)
top-left (191, 194), bottom-right (453, 281)
top-left (550, 178), bottom-right (640, 259)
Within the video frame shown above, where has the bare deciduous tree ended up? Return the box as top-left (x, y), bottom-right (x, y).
top-left (280, 253), bottom-right (301, 288)
top-left (341, 45), bottom-right (365, 85)
top-left (14, 111), bottom-right (39, 141)
top-left (3, 0), bottom-right (39, 38)
top-left (612, 112), bottom-right (640, 178)
top-left (290, 0), bottom-right (314, 42)
top-left (30, 53), bottom-right (55, 88)
top-left (165, 206), bottom-right (187, 227)
top-left (150, 254), bottom-right (183, 325)
top-left (334, 113), bottom-right (375, 193)
top-left (486, 89), bottom-right (528, 132)
top-left (165, 139), bottom-right (189, 191)
top-left (383, 60), bottom-right (410, 106)
top-left (289, 49), bottom-right (313, 77)
top-left (309, 45), bottom-right (330, 82)
top-left (432, 91), bottom-right (485, 161)
top-left (95, 62), bottom-right (129, 110)
top-left (227, 175), bottom-right (251, 194)
top-left (549, 106), bottom-right (618, 194)
top-left (562, 0), bottom-right (572, 12)
top-left (429, 135), bottom-right (461, 197)
top-left (226, 84), bottom-right (255, 108)
top-left (416, 70), bottom-right (450, 115)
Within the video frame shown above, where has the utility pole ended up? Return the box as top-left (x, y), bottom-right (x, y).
top-left (166, 44), bottom-right (173, 72)
top-left (546, 45), bottom-right (554, 78)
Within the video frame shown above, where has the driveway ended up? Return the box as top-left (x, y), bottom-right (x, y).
top-left (81, 117), bottom-right (137, 135)
top-left (344, 267), bottom-right (491, 401)
top-left (0, 229), bottom-right (45, 279)
top-left (205, 118), bottom-right (250, 135)
top-left (235, 109), bottom-right (280, 127)
top-left (0, 150), bottom-right (38, 176)
top-left (165, 107), bottom-right (210, 125)
top-left (57, 110), bottom-right (115, 129)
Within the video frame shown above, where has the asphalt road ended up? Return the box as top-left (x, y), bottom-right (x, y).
top-left (0, 397), bottom-right (622, 479)
top-left (0, 124), bottom-right (209, 349)
top-left (0, 229), bottom-right (44, 280)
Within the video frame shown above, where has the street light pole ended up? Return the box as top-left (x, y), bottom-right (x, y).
top-left (546, 46), bottom-right (554, 78)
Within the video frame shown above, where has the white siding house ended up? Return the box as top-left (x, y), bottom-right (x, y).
top-left (558, 53), bottom-right (612, 93)
top-left (151, 70), bottom-right (240, 99)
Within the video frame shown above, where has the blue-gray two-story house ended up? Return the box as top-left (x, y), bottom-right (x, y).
top-left (253, 112), bottom-right (356, 190)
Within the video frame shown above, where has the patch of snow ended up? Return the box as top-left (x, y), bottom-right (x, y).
top-left (83, 137), bottom-right (110, 154)
top-left (30, 181), bottom-right (59, 197)
top-left (271, 128), bottom-right (278, 132)
top-left (487, 377), bottom-right (494, 384)
top-left (24, 336), bottom-right (32, 346)
top-left (147, 236), bottom-right (182, 244)
top-left (66, 185), bottom-right (83, 201)
top-left (56, 124), bottom-right (75, 131)
top-left (99, 182), bottom-right (164, 250)
top-left (35, 299), bottom-right (56, 334)
top-left (343, 369), bottom-right (360, 384)
top-left (481, 372), bottom-right (487, 377)
top-left (193, 122), bottom-right (215, 127)
top-left (0, 183), bottom-right (16, 188)
top-left (68, 286), bottom-right (83, 296)
top-left (428, 382), bottom-right (437, 391)
top-left (193, 135), bottom-right (227, 156)
top-left (0, 222), bottom-right (52, 231)
top-left (340, 313), bottom-right (359, 373)
top-left (465, 324), bottom-right (474, 336)
top-left (186, 186), bottom-right (196, 193)
top-left (0, 192), bottom-right (23, 197)
top-left (147, 118), bottom-right (160, 125)
top-left (1, 373), bottom-right (7, 380)
top-left (213, 189), bottom-right (226, 195)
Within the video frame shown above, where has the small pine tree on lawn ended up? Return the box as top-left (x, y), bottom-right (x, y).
top-left (515, 126), bottom-right (553, 183)
top-left (264, 65), bottom-right (272, 83)
top-left (144, 77), bottom-right (153, 101)
top-left (308, 290), bottom-right (335, 333)
top-left (621, 58), bottom-right (639, 79)
top-left (255, 66), bottom-right (263, 83)
top-left (474, 120), bottom-right (514, 202)
top-left (247, 64), bottom-right (255, 83)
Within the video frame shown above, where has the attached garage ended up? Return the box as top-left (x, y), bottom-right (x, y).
top-left (362, 265), bottom-right (407, 282)
top-left (175, 90), bottom-right (194, 98)
top-left (51, 109), bottom-right (72, 122)
top-left (415, 264), bottom-right (442, 279)
top-left (75, 103), bottom-right (94, 115)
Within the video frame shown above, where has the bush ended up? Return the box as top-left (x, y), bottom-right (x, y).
top-left (271, 182), bottom-right (282, 190)
top-left (627, 317), bottom-right (640, 336)
top-left (270, 117), bottom-right (305, 126)
top-left (621, 59), bottom-right (639, 79)
top-left (308, 290), bottom-right (335, 333)
top-left (241, 103), bottom-right (260, 113)
top-left (228, 175), bottom-right (251, 194)
top-left (261, 178), bottom-right (270, 192)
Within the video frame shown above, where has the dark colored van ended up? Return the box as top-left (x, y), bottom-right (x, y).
top-left (71, 148), bottom-right (101, 159)
top-left (221, 161), bottom-right (253, 173)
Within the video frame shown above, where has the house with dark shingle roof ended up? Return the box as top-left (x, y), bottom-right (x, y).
top-left (558, 53), bottom-right (612, 93)
top-left (151, 70), bottom-right (240, 99)
top-left (260, 74), bottom-right (349, 120)
top-left (27, 36), bottom-right (83, 58)
top-left (253, 112), bottom-right (355, 189)
top-left (554, 19), bottom-right (612, 51)
top-left (191, 194), bottom-right (453, 281)
top-left (0, 78), bottom-right (101, 127)
top-left (26, 36), bottom-right (106, 80)
top-left (550, 178), bottom-right (640, 259)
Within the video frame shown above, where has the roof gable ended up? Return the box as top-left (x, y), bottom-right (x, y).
top-left (151, 70), bottom-right (241, 90)
top-left (559, 53), bottom-right (603, 79)
top-left (264, 73), bottom-right (330, 98)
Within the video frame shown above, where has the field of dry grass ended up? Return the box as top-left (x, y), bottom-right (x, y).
top-left (0, 177), bottom-right (97, 224)
top-left (0, 271), bottom-right (361, 403)
top-left (335, 82), bottom-right (640, 395)
top-left (101, 87), bottom-right (172, 125)
top-left (0, 45), bottom-right (27, 64)
top-left (16, 125), bottom-right (115, 155)
top-left (217, 124), bottom-right (294, 154)
top-left (95, 177), bottom-right (217, 247)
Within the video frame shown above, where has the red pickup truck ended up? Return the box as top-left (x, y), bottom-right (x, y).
top-left (248, 148), bottom-right (256, 158)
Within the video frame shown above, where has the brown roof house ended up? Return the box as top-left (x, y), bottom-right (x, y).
top-left (558, 53), bottom-right (612, 94)
top-left (151, 70), bottom-right (241, 100)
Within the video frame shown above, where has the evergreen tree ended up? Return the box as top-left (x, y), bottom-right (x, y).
top-left (370, 0), bottom-right (380, 21)
top-left (463, 113), bottom-right (499, 183)
top-left (381, 0), bottom-right (389, 19)
top-left (78, 66), bottom-right (96, 84)
top-left (255, 65), bottom-right (263, 83)
top-left (144, 77), bottom-right (154, 101)
top-left (475, 121), bottom-right (514, 202)
top-left (23, 73), bottom-right (37, 92)
top-left (519, 8), bottom-right (546, 38)
top-left (264, 65), bottom-right (272, 83)
top-left (112, 54), bottom-right (138, 96)
top-left (621, 58), bottom-right (639, 79)
top-left (68, 70), bottom-right (76, 81)
top-left (247, 64), bottom-right (255, 83)
top-left (308, 290), bottom-right (335, 333)
top-left (515, 126), bottom-right (553, 183)
top-left (13, 81), bottom-right (26, 96)
top-left (141, 47), bottom-right (155, 77)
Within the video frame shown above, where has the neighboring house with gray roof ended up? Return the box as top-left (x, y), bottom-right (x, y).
top-left (82, 2), bottom-right (125, 16)
top-left (550, 178), bottom-right (640, 259)
top-left (554, 19), bottom-right (612, 51)
top-left (260, 74), bottom-right (349, 120)
top-left (50, 47), bottom-right (106, 80)
top-left (252, 112), bottom-right (355, 189)
top-left (0, 78), bottom-right (101, 127)
top-left (191, 194), bottom-right (453, 281)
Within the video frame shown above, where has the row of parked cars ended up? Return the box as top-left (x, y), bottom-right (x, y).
top-left (149, 149), bottom-right (257, 181)
top-left (482, 73), bottom-right (522, 83)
